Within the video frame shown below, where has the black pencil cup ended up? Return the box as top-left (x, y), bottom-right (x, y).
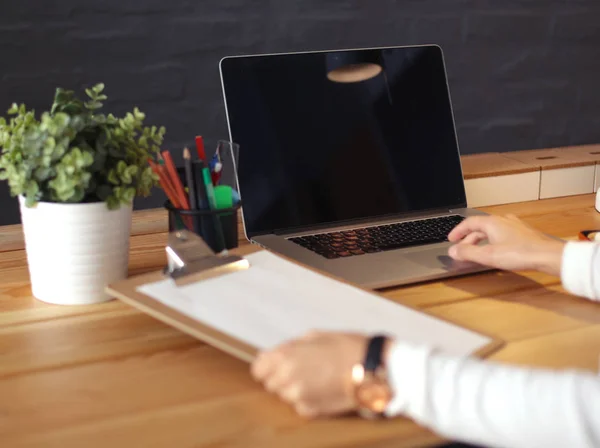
top-left (165, 201), bottom-right (241, 253)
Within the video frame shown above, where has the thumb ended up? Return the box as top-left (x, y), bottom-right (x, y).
top-left (449, 243), bottom-right (494, 265)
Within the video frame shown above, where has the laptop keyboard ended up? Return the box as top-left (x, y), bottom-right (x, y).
top-left (288, 215), bottom-right (465, 259)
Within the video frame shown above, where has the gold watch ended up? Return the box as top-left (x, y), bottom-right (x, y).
top-left (351, 335), bottom-right (393, 419)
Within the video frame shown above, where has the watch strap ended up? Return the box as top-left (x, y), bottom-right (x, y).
top-left (364, 335), bottom-right (386, 372)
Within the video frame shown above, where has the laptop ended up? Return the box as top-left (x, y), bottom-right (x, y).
top-left (219, 44), bottom-right (490, 289)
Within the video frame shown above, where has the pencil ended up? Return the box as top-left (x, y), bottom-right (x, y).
top-left (149, 159), bottom-right (180, 208)
top-left (155, 153), bottom-right (180, 200)
top-left (150, 159), bottom-right (193, 229)
top-left (183, 148), bottom-right (197, 210)
top-left (158, 164), bottom-right (177, 201)
top-left (195, 136), bottom-right (206, 161)
top-left (155, 153), bottom-right (180, 205)
top-left (161, 150), bottom-right (190, 210)
top-left (152, 156), bottom-right (178, 204)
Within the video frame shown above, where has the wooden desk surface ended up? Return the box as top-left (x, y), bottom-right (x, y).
top-left (1, 195), bottom-right (600, 448)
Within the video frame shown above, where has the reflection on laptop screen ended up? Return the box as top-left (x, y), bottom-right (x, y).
top-left (220, 45), bottom-right (466, 238)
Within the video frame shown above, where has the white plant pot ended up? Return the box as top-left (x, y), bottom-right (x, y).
top-left (18, 196), bottom-right (133, 305)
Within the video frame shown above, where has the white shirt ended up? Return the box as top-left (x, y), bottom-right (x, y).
top-left (385, 241), bottom-right (600, 448)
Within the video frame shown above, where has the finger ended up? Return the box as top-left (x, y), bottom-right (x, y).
top-left (280, 381), bottom-right (319, 406)
top-left (460, 231), bottom-right (487, 246)
top-left (263, 362), bottom-right (294, 393)
top-left (449, 243), bottom-right (496, 266)
top-left (448, 216), bottom-right (492, 242)
top-left (295, 401), bottom-right (318, 419)
top-left (251, 350), bottom-right (281, 381)
top-left (279, 382), bottom-right (303, 403)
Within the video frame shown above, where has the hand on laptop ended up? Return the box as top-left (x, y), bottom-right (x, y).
top-left (447, 214), bottom-right (565, 276)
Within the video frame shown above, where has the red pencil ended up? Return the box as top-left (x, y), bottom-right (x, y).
top-left (161, 150), bottom-right (190, 210)
top-left (195, 136), bottom-right (206, 161)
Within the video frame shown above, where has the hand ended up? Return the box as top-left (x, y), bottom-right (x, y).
top-left (447, 214), bottom-right (565, 276)
top-left (251, 331), bottom-right (368, 418)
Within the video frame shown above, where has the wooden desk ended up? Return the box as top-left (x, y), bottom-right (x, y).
top-left (1, 195), bottom-right (600, 448)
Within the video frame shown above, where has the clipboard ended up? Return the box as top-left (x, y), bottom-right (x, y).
top-left (106, 230), bottom-right (504, 363)
top-left (106, 230), bottom-right (260, 361)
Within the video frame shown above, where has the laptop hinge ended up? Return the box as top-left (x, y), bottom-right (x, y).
top-left (271, 207), bottom-right (457, 236)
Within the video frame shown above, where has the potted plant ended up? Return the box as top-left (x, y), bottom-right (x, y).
top-left (0, 83), bottom-right (165, 305)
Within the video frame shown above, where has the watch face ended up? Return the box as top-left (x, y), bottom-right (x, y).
top-left (356, 375), bottom-right (392, 413)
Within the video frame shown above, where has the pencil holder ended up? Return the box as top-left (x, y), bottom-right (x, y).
top-left (165, 201), bottom-right (241, 253)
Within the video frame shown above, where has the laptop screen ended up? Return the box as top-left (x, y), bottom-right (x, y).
top-left (220, 45), bottom-right (467, 237)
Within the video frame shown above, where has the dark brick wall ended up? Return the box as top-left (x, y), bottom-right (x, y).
top-left (1, 0), bottom-right (599, 224)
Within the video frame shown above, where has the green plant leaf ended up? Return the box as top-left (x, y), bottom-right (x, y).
top-left (25, 193), bottom-right (38, 207)
top-left (84, 101), bottom-right (102, 110)
top-left (0, 83), bottom-right (166, 207)
top-left (116, 160), bottom-right (127, 175)
top-left (43, 136), bottom-right (56, 155)
top-left (34, 166), bottom-right (53, 181)
top-left (106, 195), bottom-right (120, 209)
top-left (107, 169), bottom-right (119, 185)
top-left (133, 107), bottom-right (144, 120)
top-left (53, 88), bottom-right (70, 105)
top-left (123, 187), bottom-right (135, 203)
top-left (92, 83), bottom-right (105, 94)
top-left (127, 165), bottom-right (138, 177)
top-left (26, 180), bottom-right (39, 197)
top-left (81, 150), bottom-right (94, 168)
top-left (121, 167), bottom-right (132, 184)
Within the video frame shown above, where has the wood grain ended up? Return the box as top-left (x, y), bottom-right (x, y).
top-left (1, 194), bottom-right (600, 447)
top-left (489, 324), bottom-right (600, 371)
top-left (461, 152), bottom-right (538, 179)
top-left (481, 194), bottom-right (600, 238)
top-left (0, 207), bottom-right (245, 254)
top-left (0, 224), bottom-right (25, 252)
top-left (548, 144), bottom-right (600, 164)
top-left (384, 269), bottom-right (561, 309)
top-left (502, 148), bottom-right (596, 170)
top-left (427, 295), bottom-right (588, 342)
top-left (0, 345), bottom-right (441, 448)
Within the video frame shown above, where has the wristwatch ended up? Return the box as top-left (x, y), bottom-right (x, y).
top-left (351, 335), bottom-right (393, 419)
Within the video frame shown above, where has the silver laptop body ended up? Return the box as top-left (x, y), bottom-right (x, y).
top-left (219, 44), bottom-right (490, 289)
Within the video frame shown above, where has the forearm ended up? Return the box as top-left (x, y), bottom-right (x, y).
top-left (384, 342), bottom-right (600, 448)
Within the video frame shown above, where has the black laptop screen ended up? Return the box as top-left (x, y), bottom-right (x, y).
top-left (220, 46), bottom-right (467, 237)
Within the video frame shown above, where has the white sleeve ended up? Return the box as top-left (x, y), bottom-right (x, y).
top-left (561, 241), bottom-right (600, 301)
top-left (384, 342), bottom-right (600, 448)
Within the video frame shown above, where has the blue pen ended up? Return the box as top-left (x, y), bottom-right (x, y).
top-left (209, 142), bottom-right (222, 170)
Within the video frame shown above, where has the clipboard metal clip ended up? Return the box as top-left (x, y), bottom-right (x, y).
top-left (164, 230), bottom-right (250, 286)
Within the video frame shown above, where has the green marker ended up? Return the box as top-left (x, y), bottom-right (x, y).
top-left (201, 166), bottom-right (226, 252)
top-left (214, 185), bottom-right (233, 209)
top-left (202, 167), bottom-right (217, 209)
